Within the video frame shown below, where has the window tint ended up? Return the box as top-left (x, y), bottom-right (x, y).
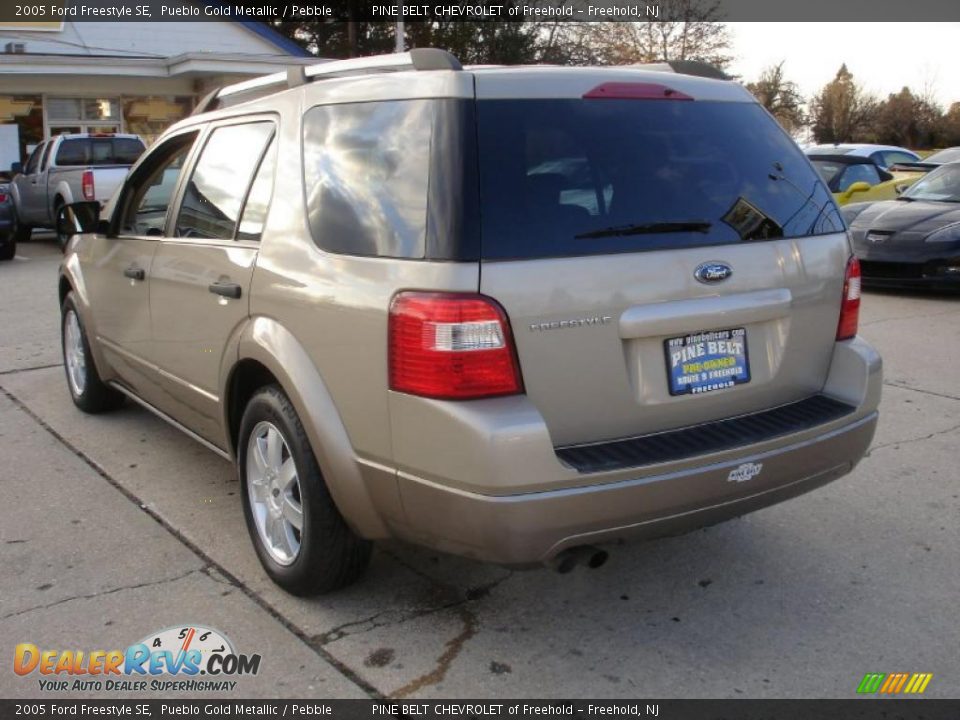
top-left (175, 122), bottom-right (274, 241)
top-left (24, 143), bottom-right (43, 175)
top-left (303, 100), bottom-right (431, 258)
top-left (810, 160), bottom-right (844, 189)
top-left (55, 138), bottom-right (145, 167)
top-left (837, 164), bottom-right (881, 190)
top-left (476, 100), bottom-right (841, 259)
top-left (118, 132), bottom-right (197, 236)
top-left (237, 138), bottom-right (277, 241)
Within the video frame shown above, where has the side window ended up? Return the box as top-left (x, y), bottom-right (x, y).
top-left (175, 122), bottom-right (274, 241)
top-left (883, 151), bottom-right (917, 167)
top-left (24, 143), bottom-right (43, 175)
top-left (40, 141), bottom-right (55, 171)
top-left (237, 138), bottom-right (277, 241)
top-left (838, 164), bottom-right (880, 191)
top-left (118, 132), bottom-right (198, 236)
top-left (302, 100), bottom-right (432, 258)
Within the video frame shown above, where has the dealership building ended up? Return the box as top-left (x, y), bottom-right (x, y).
top-left (0, 17), bottom-right (313, 170)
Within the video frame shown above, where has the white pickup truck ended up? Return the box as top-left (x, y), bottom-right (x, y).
top-left (8, 133), bottom-right (145, 247)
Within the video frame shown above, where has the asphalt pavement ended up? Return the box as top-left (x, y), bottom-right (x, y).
top-left (1, 238), bottom-right (958, 699)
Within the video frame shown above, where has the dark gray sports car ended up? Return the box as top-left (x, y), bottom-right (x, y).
top-left (843, 162), bottom-right (960, 288)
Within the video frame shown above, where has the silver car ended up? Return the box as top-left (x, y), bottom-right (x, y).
top-left (57, 50), bottom-right (881, 595)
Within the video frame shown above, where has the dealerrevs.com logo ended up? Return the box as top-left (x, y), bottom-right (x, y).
top-left (14, 625), bottom-right (261, 693)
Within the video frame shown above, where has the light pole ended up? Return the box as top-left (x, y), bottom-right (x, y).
top-left (395, 0), bottom-right (405, 53)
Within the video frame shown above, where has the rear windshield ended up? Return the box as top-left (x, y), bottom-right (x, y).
top-left (55, 137), bottom-right (145, 167)
top-left (476, 100), bottom-right (841, 260)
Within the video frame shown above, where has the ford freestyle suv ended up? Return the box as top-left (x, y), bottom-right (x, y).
top-left (57, 49), bottom-right (882, 595)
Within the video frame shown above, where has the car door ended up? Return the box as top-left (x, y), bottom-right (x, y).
top-left (13, 141), bottom-right (46, 223)
top-left (81, 130), bottom-right (200, 401)
top-left (148, 118), bottom-right (277, 446)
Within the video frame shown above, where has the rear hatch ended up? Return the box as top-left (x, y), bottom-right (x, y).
top-left (474, 73), bottom-right (849, 447)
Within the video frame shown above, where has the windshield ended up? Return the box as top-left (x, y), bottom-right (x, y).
top-left (902, 163), bottom-right (960, 202)
top-left (923, 147), bottom-right (960, 165)
top-left (476, 100), bottom-right (841, 260)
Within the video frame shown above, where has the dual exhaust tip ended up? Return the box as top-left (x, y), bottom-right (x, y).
top-left (549, 545), bottom-right (609, 574)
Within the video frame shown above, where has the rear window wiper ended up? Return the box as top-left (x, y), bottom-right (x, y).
top-left (575, 221), bottom-right (711, 240)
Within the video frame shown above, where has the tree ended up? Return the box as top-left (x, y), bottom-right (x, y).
top-left (871, 87), bottom-right (942, 149)
top-left (940, 102), bottom-right (960, 147)
top-left (809, 64), bottom-right (878, 143)
top-left (746, 61), bottom-right (806, 134)
top-left (579, 0), bottom-right (732, 69)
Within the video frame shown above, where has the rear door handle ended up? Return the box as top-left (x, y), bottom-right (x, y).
top-left (208, 282), bottom-right (242, 299)
top-left (123, 266), bottom-right (145, 281)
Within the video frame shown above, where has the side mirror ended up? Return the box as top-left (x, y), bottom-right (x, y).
top-left (895, 184), bottom-right (907, 196)
top-left (56, 201), bottom-right (107, 239)
top-left (10, 162), bottom-right (22, 176)
top-left (843, 181), bottom-right (872, 199)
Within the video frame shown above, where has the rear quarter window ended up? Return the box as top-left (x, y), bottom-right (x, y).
top-left (302, 100), bottom-right (432, 258)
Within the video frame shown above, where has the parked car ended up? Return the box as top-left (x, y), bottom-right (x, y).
top-left (808, 154), bottom-right (922, 205)
top-left (9, 133), bottom-right (145, 248)
top-left (804, 143), bottom-right (921, 170)
top-left (889, 146), bottom-right (960, 174)
top-left (843, 162), bottom-right (960, 288)
top-left (0, 175), bottom-right (14, 260)
top-left (57, 49), bottom-right (882, 595)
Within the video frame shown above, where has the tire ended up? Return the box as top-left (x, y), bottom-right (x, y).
top-left (11, 206), bottom-right (31, 244)
top-left (53, 197), bottom-right (68, 251)
top-left (0, 236), bottom-right (14, 261)
top-left (60, 293), bottom-right (124, 413)
top-left (238, 385), bottom-right (371, 595)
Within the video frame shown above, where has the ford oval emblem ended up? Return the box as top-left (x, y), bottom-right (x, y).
top-left (694, 262), bottom-right (733, 284)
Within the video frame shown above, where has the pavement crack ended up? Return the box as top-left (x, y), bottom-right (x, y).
top-left (862, 307), bottom-right (960, 327)
top-left (1, 567), bottom-right (202, 620)
top-left (0, 362), bottom-right (63, 376)
top-left (867, 422), bottom-right (960, 456)
top-left (884, 381), bottom-right (960, 403)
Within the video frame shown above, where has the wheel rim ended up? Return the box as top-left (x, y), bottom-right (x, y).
top-left (63, 310), bottom-right (87, 397)
top-left (246, 421), bottom-right (303, 566)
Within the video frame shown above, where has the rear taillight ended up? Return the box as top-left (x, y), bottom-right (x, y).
top-left (81, 170), bottom-right (95, 201)
top-left (0, 193), bottom-right (6, 203)
top-left (836, 256), bottom-right (861, 341)
top-left (389, 292), bottom-right (523, 400)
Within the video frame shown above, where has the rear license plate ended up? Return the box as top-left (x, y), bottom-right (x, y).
top-left (665, 327), bottom-right (750, 396)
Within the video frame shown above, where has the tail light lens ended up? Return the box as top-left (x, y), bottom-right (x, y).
top-left (836, 256), bottom-right (861, 341)
top-left (389, 292), bottom-right (523, 400)
top-left (81, 170), bottom-right (95, 201)
top-left (0, 192), bottom-right (6, 203)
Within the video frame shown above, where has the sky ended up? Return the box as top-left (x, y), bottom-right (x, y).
top-left (727, 23), bottom-right (960, 109)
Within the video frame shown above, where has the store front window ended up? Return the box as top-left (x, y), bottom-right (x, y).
top-left (47, 96), bottom-right (122, 136)
top-left (122, 97), bottom-right (192, 145)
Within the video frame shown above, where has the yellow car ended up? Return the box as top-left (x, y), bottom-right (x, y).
top-left (808, 154), bottom-right (923, 206)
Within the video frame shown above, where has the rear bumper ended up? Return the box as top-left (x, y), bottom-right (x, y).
top-left (374, 338), bottom-right (882, 565)
top-left (390, 412), bottom-right (876, 565)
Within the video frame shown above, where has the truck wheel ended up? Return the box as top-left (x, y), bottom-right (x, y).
top-left (11, 207), bottom-right (31, 244)
top-left (61, 293), bottom-right (124, 413)
top-left (54, 198), bottom-right (68, 251)
top-left (238, 385), bottom-right (371, 595)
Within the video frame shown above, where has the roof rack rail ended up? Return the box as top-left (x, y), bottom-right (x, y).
top-left (191, 48), bottom-right (462, 116)
top-left (632, 60), bottom-right (729, 80)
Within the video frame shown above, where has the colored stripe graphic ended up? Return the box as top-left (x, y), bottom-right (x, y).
top-left (858, 672), bottom-right (932, 694)
top-left (857, 673), bottom-right (886, 693)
